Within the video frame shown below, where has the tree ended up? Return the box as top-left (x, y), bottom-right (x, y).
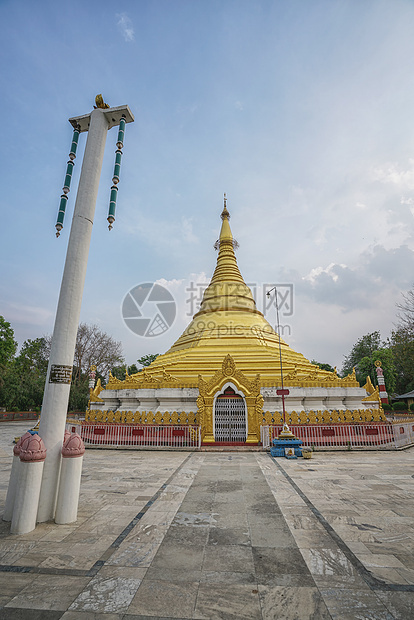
top-left (311, 360), bottom-right (335, 373)
top-left (14, 337), bottom-right (51, 410)
top-left (390, 288), bottom-right (414, 394)
top-left (68, 323), bottom-right (124, 411)
top-left (391, 327), bottom-right (414, 394)
top-left (0, 317), bottom-right (19, 407)
top-left (68, 373), bottom-right (90, 412)
top-left (137, 354), bottom-right (159, 368)
top-left (0, 336), bottom-right (50, 410)
top-left (73, 323), bottom-right (124, 384)
top-left (111, 363), bottom-right (139, 380)
top-left (0, 321), bottom-right (124, 412)
top-left (0, 316), bottom-right (17, 369)
top-left (358, 348), bottom-right (397, 395)
top-left (342, 331), bottom-right (382, 384)
top-left (396, 288), bottom-right (414, 330)
top-left (0, 364), bottom-right (21, 410)
top-left (16, 337), bottom-right (50, 375)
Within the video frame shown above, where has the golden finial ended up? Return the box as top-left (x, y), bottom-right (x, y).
top-left (375, 360), bottom-right (382, 368)
top-left (94, 94), bottom-right (110, 109)
top-left (214, 194), bottom-right (239, 251)
top-left (221, 192), bottom-right (230, 221)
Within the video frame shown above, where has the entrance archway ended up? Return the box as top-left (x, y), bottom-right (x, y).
top-left (214, 386), bottom-right (247, 442)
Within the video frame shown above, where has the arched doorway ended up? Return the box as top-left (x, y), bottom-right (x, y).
top-left (214, 386), bottom-right (247, 442)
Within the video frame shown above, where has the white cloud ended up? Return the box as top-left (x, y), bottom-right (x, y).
top-left (292, 245), bottom-right (414, 314)
top-left (373, 159), bottom-right (414, 190)
top-left (303, 263), bottom-right (347, 284)
top-left (117, 13), bottom-right (134, 42)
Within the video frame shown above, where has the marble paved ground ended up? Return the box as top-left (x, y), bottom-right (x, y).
top-left (0, 422), bottom-right (413, 619)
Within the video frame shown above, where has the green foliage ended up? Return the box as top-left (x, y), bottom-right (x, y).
top-left (410, 403), bottom-right (414, 412)
top-left (341, 329), bottom-right (397, 392)
top-left (0, 316), bottom-right (18, 369)
top-left (0, 363), bottom-right (21, 409)
top-left (111, 365), bottom-right (127, 380)
top-left (311, 360), bottom-right (335, 373)
top-left (393, 401), bottom-right (407, 411)
top-left (111, 363), bottom-right (139, 380)
top-left (16, 337), bottom-right (50, 374)
top-left (0, 332), bottom-right (51, 410)
top-left (10, 337), bottom-right (50, 410)
top-left (390, 325), bottom-right (414, 395)
top-left (358, 349), bottom-right (396, 394)
top-left (382, 403), bottom-right (393, 411)
top-left (391, 288), bottom-right (414, 394)
top-left (0, 319), bottom-right (124, 413)
top-left (137, 354), bottom-right (159, 368)
top-left (342, 331), bottom-right (382, 381)
top-left (68, 372), bottom-right (89, 412)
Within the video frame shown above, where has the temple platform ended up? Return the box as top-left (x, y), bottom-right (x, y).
top-left (0, 421), bottom-right (413, 619)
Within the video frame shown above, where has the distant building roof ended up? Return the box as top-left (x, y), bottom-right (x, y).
top-left (395, 390), bottom-right (414, 399)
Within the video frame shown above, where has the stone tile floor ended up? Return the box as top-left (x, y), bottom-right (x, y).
top-left (0, 421), bottom-right (413, 618)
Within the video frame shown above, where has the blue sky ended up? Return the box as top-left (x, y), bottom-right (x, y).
top-left (1, 0), bottom-right (414, 370)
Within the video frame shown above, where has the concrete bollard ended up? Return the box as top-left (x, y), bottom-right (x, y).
top-left (3, 432), bottom-right (32, 522)
top-left (11, 434), bottom-right (47, 535)
top-left (55, 433), bottom-right (85, 525)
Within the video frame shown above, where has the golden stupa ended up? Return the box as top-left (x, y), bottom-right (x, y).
top-left (140, 199), bottom-right (342, 382)
top-left (89, 198), bottom-right (383, 444)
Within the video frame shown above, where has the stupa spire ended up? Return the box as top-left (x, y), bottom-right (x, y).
top-left (193, 196), bottom-right (261, 318)
top-left (210, 194), bottom-right (244, 286)
top-left (221, 192), bottom-right (230, 220)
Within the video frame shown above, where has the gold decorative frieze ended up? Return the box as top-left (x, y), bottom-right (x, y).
top-left (105, 366), bottom-right (182, 390)
top-left (261, 365), bottom-right (359, 388)
top-left (259, 408), bottom-right (386, 424)
top-left (85, 408), bottom-right (198, 425)
top-left (85, 405), bottom-right (385, 426)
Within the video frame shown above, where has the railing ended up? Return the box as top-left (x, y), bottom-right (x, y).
top-left (392, 422), bottom-right (414, 448)
top-left (260, 423), bottom-right (414, 450)
top-left (0, 411), bottom-right (39, 422)
top-left (65, 422), bottom-right (414, 451)
top-left (67, 423), bottom-right (201, 449)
